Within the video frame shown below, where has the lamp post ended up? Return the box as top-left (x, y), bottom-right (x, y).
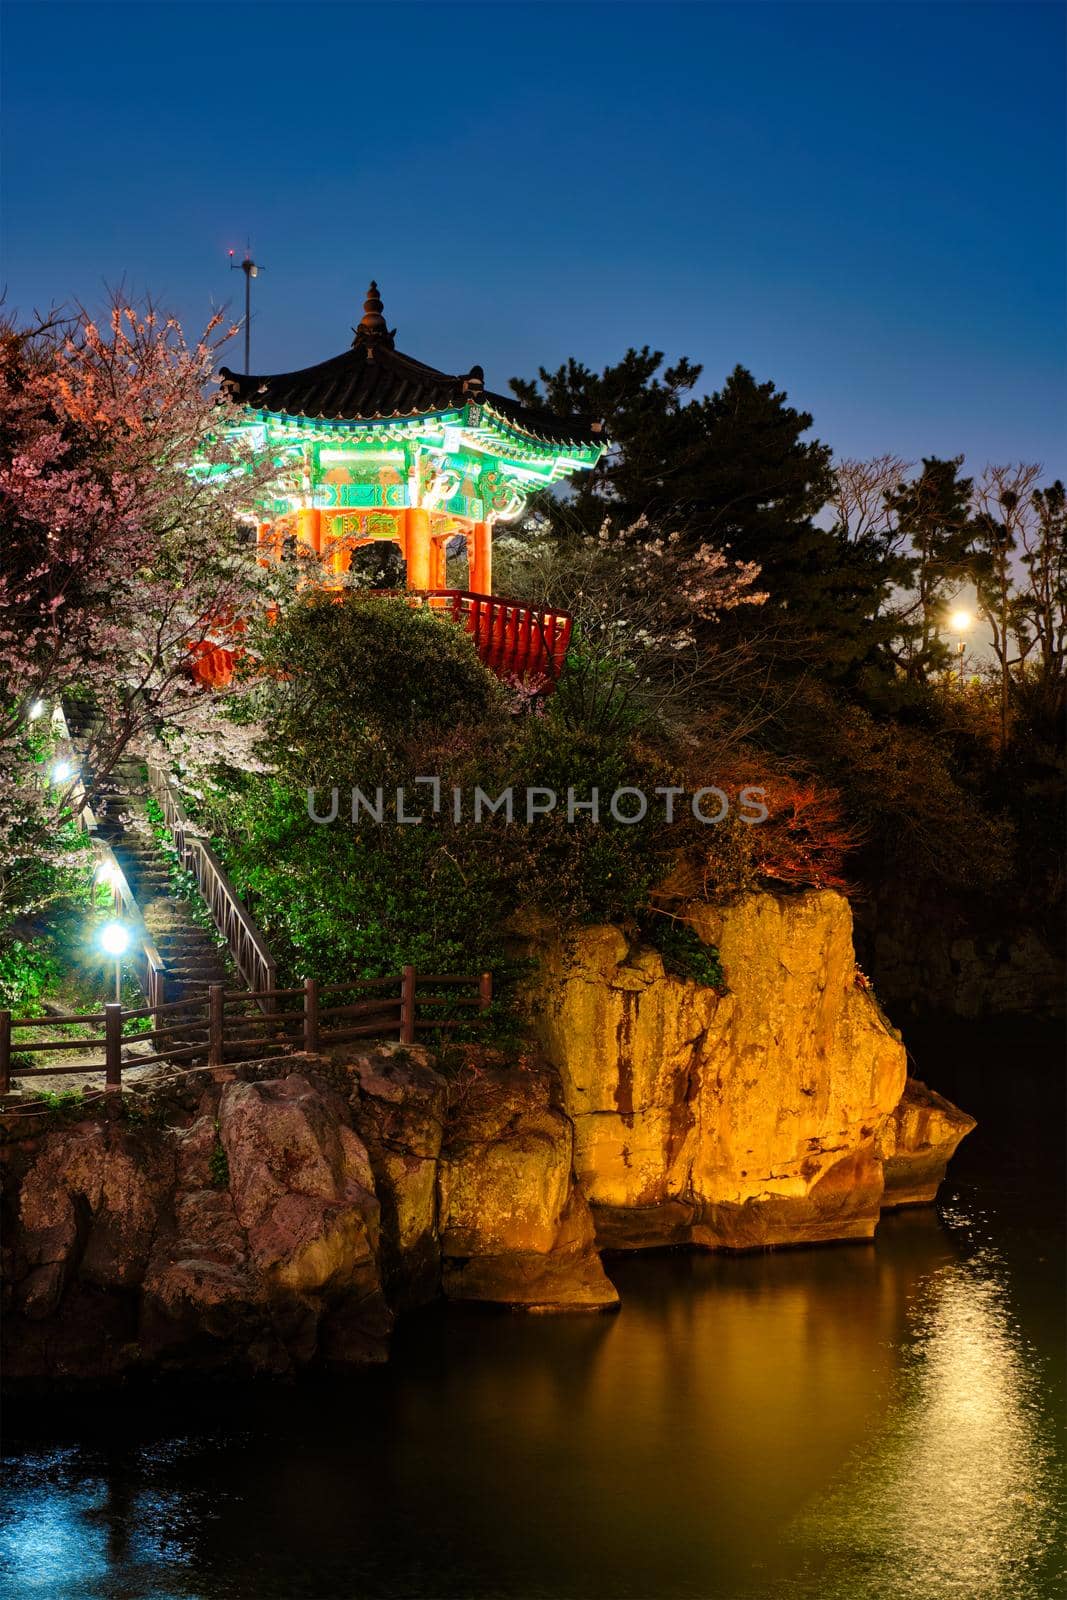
top-left (99, 920), bottom-right (131, 1004)
top-left (229, 245), bottom-right (263, 375)
top-left (949, 609), bottom-right (972, 688)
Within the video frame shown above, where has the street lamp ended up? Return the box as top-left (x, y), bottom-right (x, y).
top-left (99, 920), bottom-right (131, 1003)
top-left (51, 759), bottom-right (74, 784)
top-left (949, 609), bottom-right (972, 687)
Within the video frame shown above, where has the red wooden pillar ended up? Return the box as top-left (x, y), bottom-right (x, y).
top-left (297, 508), bottom-right (322, 557)
top-left (256, 521), bottom-right (275, 568)
top-left (329, 521), bottom-right (352, 576)
top-left (468, 520), bottom-right (492, 595)
top-left (429, 534), bottom-right (447, 591)
top-left (405, 508), bottom-right (431, 591)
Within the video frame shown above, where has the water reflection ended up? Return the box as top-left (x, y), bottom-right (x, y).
top-left (789, 1232), bottom-right (1063, 1599)
top-left (2, 1181), bottom-right (1063, 1598)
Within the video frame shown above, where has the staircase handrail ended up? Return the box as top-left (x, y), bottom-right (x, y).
top-left (146, 760), bottom-right (277, 999)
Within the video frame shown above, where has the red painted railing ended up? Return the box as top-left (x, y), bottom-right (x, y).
top-left (188, 590), bottom-right (572, 691)
top-left (414, 590), bottom-right (573, 685)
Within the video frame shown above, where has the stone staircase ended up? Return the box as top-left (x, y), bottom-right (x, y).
top-left (93, 760), bottom-right (233, 1003)
top-left (62, 697), bottom-right (234, 1007)
top-left (59, 702), bottom-right (301, 1067)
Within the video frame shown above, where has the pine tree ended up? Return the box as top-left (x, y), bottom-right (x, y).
top-left (885, 456), bottom-right (975, 681)
top-left (511, 353), bottom-right (897, 672)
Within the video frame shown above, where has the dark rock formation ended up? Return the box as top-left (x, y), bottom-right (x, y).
top-left (340, 1043), bottom-right (447, 1310)
top-left (4, 1069), bottom-right (390, 1379)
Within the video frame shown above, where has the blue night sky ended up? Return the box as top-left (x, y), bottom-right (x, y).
top-left (2, 0), bottom-right (1063, 476)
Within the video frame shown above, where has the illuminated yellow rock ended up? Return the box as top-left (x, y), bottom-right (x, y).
top-left (527, 891), bottom-right (910, 1249)
top-left (877, 1076), bottom-right (976, 1206)
top-left (438, 1066), bottom-right (619, 1309)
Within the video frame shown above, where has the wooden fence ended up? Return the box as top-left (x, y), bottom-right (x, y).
top-left (0, 968), bottom-right (492, 1097)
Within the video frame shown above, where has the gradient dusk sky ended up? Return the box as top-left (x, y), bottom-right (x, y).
top-left (2, 0), bottom-right (1063, 476)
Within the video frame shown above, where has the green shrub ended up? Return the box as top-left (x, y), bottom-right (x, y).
top-left (209, 1128), bottom-right (230, 1188)
top-left (646, 919), bottom-right (726, 990)
top-left (0, 938), bottom-right (62, 1011)
top-left (255, 593), bottom-right (503, 787)
top-left (30, 1087), bottom-right (90, 1121)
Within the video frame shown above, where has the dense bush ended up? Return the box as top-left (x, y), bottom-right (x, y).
top-left (252, 593), bottom-right (503, 787)
top-left (0, 937), bottom-right (62, 1011)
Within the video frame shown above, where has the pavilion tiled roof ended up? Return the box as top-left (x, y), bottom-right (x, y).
top-left (219, 281), bottom-right (602, 451)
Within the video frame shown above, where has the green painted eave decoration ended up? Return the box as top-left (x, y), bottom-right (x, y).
top-left (224, 403), bottom-right (602, 477)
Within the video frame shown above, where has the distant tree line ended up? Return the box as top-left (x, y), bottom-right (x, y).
top-left (507, 348), bottom-right (1065, 917)
top-left (510, 350), bottom-right (1065, 726)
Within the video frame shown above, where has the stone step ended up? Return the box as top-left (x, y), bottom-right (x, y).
top-left (156, 948), bottom-right (224, 960)
top-left (154, 943), bottom-right (225, 957)
top-left (149, 947), bottom-right (217, 960)
top-left (74, 728), bottom-right (237, 1001)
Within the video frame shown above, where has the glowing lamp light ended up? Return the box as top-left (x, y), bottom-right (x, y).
top-left (51, 760), bottom-right (74, 784)
top-left (950, 609), bottom-right (973, 633)
top-left (95, 859), bottom-right (118, 886)
top-left (28, 700), bottom-right (46, 721)
top-left (99, 920), bottom-right (130, 958)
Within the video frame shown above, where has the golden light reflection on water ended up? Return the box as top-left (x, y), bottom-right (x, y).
top-left (1, 1203), bottom-right (1063, 1599)
top-left (787, 1236), bottom-right (1063, 1600)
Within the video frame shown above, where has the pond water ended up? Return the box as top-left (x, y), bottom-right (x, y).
top-left (2, 1022), bottom-right (1064, 1600)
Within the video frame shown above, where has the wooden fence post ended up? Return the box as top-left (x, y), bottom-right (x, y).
top-left (400, 965), bottom-right (416, 1045)
top-left (104, 1003), bottom-right (123, 1093)
top-left (303, 978), bottom-right (319, 1054)
top-left (208, 984), bottom-right (225, 1071)
top-left (0, 1010), bottom-right (10, 1096)
top-left (264, 958), bottom-right (278, 1016)
top-left (479, 972), bottom-right (493, 1015)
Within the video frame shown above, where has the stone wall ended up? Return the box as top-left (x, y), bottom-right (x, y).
top-left (854, 882), bottom-right (1064, 1021)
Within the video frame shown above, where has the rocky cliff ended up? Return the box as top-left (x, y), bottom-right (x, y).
top-left (1, 890), bottom-right (973, 1380)
top-left (524, 891), bottom-right (938, 1249)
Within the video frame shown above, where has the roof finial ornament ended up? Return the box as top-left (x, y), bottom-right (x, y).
top-left (353, 280), bottom-right (395, 348)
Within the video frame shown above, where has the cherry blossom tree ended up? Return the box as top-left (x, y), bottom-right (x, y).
top-left (494, 513), bottom-right (766, 733)
top-left (0, 297), bottom-right (278, 902)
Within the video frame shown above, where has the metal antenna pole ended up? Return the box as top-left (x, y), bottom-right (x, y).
top-left (229, 242), bottom-right (264, 374)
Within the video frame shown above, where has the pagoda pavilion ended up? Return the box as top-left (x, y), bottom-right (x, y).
top-left (219, 282), bottom-right (604, 602)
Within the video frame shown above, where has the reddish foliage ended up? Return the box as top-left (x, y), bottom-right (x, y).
top-left (750, 779), bottom-right (860, 894)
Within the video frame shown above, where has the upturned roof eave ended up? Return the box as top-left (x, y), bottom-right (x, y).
top-left (221, 394), bottom-right (604, 460)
